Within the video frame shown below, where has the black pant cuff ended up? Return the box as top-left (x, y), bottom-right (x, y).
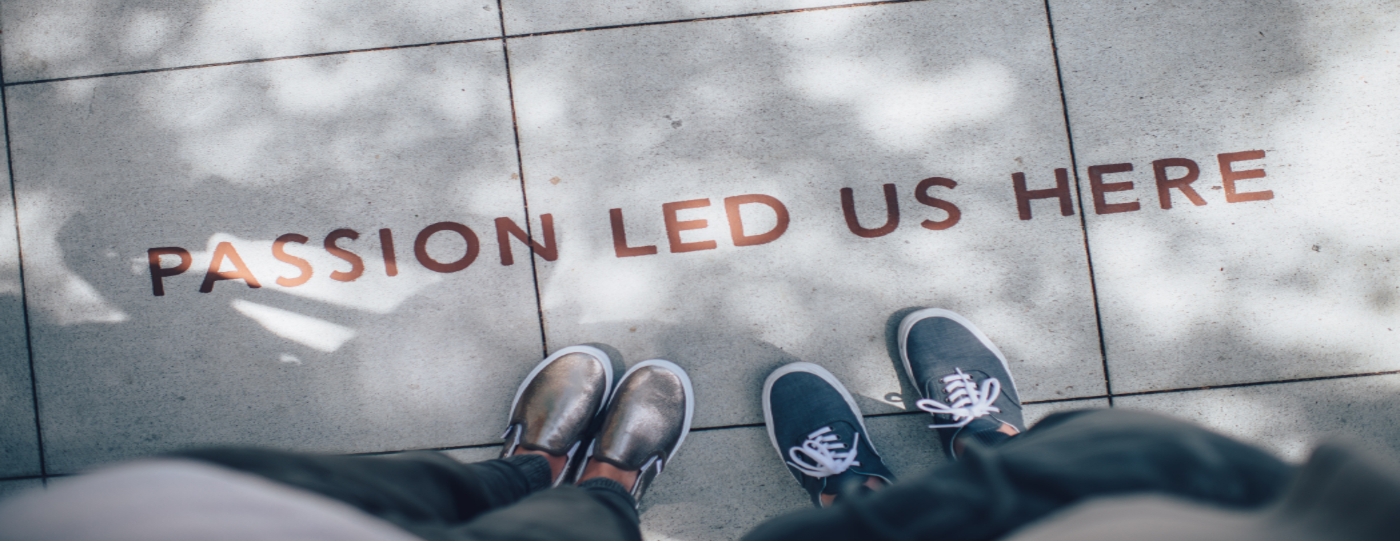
top-left (504, 453), bottom-right (554, 492)
top-left (579, 478), bottom-right (637, 509)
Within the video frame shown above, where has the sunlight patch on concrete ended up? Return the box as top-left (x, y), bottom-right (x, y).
top-left (789, 57), bottom-right (1015, 151)
top-left (2, 0), bottom-right (501, 81)
top-left (15, 190), bottom-right (128, 325)
top-left (121, 10), bottom-right (177, 57)
top-left (570, 257), bottom-right (671, 325)
top-left (266, 53), bottom-right (398, 116)
top-left (232, 298), bottom-right (355, 353)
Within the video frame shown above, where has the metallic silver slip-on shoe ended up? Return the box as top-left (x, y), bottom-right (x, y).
top-left (580, 359), bottom-right (694, 507)
top-left (501, 345), bottom-right (614, 486)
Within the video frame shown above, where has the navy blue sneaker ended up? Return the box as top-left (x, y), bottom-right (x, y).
top-left (763, 362), bottom-right (895, 508)
top-left (899, 308), bottom-right (1024, 459)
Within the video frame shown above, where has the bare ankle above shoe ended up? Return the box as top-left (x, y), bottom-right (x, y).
top-left (952, 422), bottom-right (1021, 456)
top-left (818, 476), bottom-right (888, 507)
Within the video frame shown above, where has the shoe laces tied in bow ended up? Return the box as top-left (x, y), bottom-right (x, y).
top-left (786, 426), bottom-right (861, 478)
top-left (915, 368), bottom-right (1002, 429)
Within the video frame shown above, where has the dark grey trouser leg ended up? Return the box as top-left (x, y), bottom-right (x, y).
top-left (451, 479), bottom-right (641, 541)
top-left (175, 448), bottom-right (639, 541)
top-left (743, 409), bottom-right (1294, 541)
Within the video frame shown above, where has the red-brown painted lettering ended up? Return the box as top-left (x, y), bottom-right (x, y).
top-left (415, 222), bottom-right (479, 273)
top-left (496, 214), bottom-right (558, 266)
top-left (609, 208), bottom-right (657, 258)
top-left (1088, 163), bottom-right (1140, 215)
top-left (1013, 169), bottom-right (1075, 220)
top-left (324, 229), bottom-right (364, 282)
top-left (1218, 150), bottom-right (1273, 203)
top-left (272, 234), bottom-right (313, 287)
top-left (379, 228), bottom-right (398, 277)
top-left (148, 247), bottom-right (191, 297)
top-left (841, 184), bottom-right (899, 238)
top-left (663, 199), bottom-right (717, 253)
top-left (915, 177), bottom-right (960, 230)
top-left (1153, 158), bottom-right (1206, 209)
top-left (199, 242), bottom-right (262, 293)
top-left (724, 194), bottom-right (789, 247)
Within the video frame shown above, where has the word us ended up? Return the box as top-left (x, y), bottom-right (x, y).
top-left (148, 150), bottom-right (1270, 297)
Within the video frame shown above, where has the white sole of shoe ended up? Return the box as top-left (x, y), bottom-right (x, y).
top-left (762, 362), bottom-right (878, 460)
top-left (897, 308), bottom-right (1017, 397)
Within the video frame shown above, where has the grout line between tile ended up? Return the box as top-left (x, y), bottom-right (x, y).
top-left (10, 473), bottom-right (69, 484)
top-left (3, 372), bottom-right (1391, 473)
top-left (496, 0), bottom-right (929, 39)
top-left (495, 0), bottom-right (550, 359)
top-left (1040, 0), bottom-right (1114, 406)
top-left (0, 41), bottom-right (48, 478)
top-left (689, 369), bottom-right (1400, 434)
top-left (690, 395), bottom-right (1112, 434)
top-left (228, 370), bottom-right (1400, 458)
top-left (4, 0), bottom-right (932, 88)
top-left (3, 36), bottom-right (504, 87)
top-left (339, 371), bottom-right (1400, 454)
top-left (1111, 369), bottom-right (1400, 400)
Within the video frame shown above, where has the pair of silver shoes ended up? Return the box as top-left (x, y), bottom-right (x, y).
top-left (499, 346), bottom-right (694, 506)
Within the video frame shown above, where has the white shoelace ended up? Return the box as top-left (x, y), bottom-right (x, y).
top-left (786, 426), bottom-right (861, 478)
top-left (915, 368), bottom-right (1002, 429)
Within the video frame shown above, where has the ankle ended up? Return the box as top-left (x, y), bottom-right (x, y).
top-left (578, 459), bottom-right (638, 492)
top-left (952, 422), bottom-right (1020, 456)
top-left (818, 475), bottom-right (888, 507)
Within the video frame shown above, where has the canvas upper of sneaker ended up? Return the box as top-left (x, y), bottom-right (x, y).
top-left (899, 309), bottom-right (1025, 455)
top-left (764, 363), bottom-right (894, 507)
top-left (921, 367), bottom-right (1024, 432)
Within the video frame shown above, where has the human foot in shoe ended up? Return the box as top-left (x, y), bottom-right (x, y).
top-left (577, 360), bottom-right (693, 507)
top-left (899, 309), bottom-right (1025, 459)
top-left (764, 362), bottom-right (895, 508)
top-left (501, 345), bottom-right (614, 485)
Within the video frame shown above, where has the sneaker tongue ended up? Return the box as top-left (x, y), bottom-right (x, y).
top-left (923, 369), bottom-right (993, 399)
top-left (824, 420), bottom-right (860, 441)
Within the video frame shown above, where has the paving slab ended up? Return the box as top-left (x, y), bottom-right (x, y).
top-left (502, 0), bottom-right (869, 35)
top-left (0, 124), bottom-right (41, 479)
top-left (438, 445), bottom-right (502, 464)
top-left (1117, 375), bottom-right (1400, 463)
top-left (1, 0), bottom-right (504, 83)
top-left (1050, 0), bottom-right (1400, 393)
top-left (0, 479), bottom-right (43, 504)
top-left (641, 399), bottom-right (1106, 541)
top-left (7, 42), bottom-right (545, 473)
top-left (510, 0), bottom-right (1106, 430)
